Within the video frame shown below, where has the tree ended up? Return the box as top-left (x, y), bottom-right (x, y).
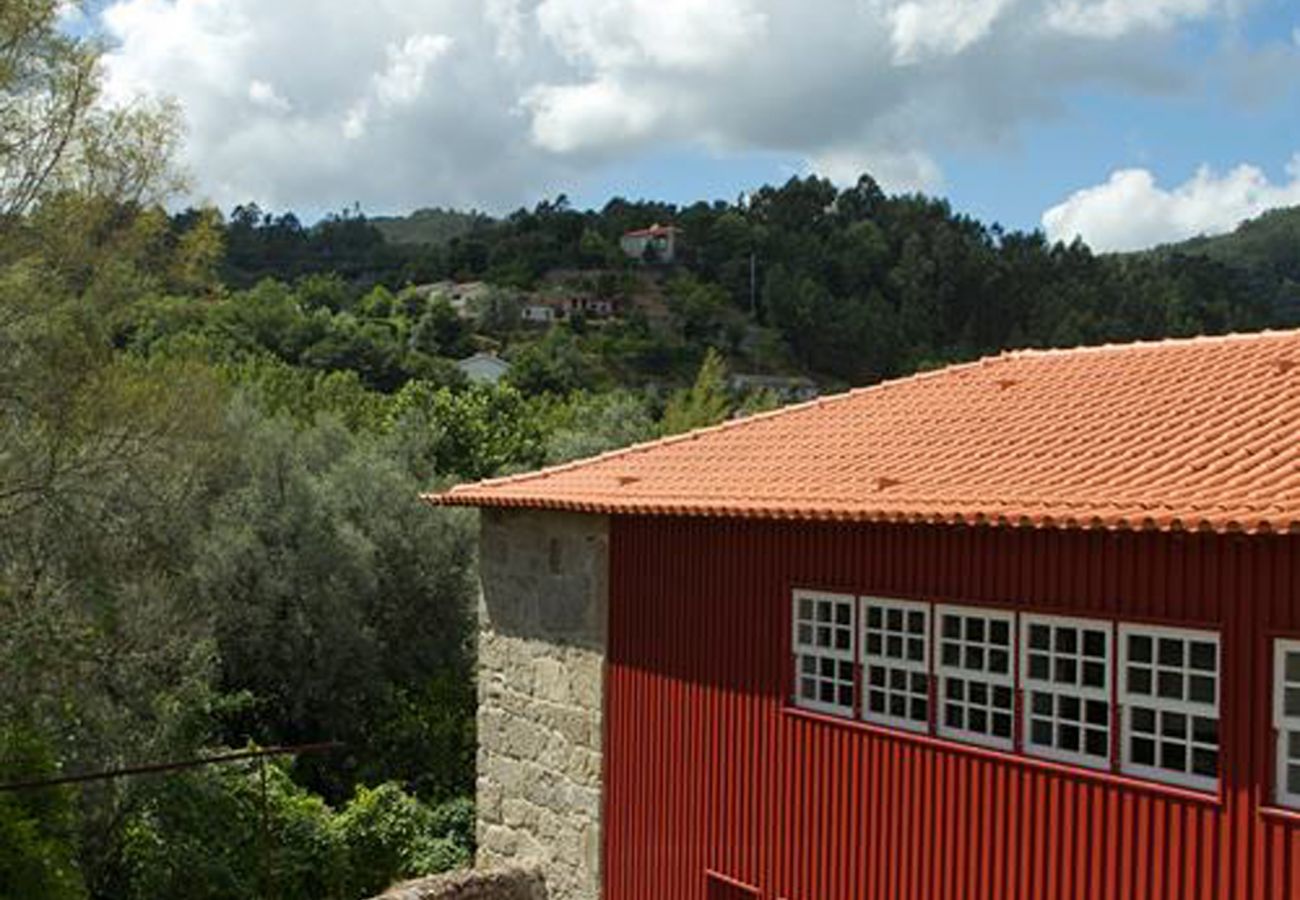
top-left (661, 348), bottom-right (732, 435)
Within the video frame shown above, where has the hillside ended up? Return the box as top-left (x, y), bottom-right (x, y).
top-left (370, 206), bottom-right (493, 245)
top-left (1142, 205), bottom-right (1300, 324)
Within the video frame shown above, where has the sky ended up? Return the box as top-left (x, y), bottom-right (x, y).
top-left (74, 0), bottom-right (1300, 251)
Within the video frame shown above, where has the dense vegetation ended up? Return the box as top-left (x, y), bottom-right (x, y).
top-left (4, 3), bottom-right (1299, 899)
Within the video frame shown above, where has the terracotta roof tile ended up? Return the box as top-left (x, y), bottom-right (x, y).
top-left (427, 329), bottom-right (1300, 533)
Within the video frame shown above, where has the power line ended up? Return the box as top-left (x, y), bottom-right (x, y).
top-left (0, 741), bottom-right (341, 793)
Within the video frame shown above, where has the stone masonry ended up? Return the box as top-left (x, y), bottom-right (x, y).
top-left (475, 509), bottom-right (608, 900)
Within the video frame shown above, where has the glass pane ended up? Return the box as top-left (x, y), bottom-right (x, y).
top-left (965, 646), bottom-right (985, 670)
top-left (1162, 711), bottom-right (1188, 739)
top-left (1188, 675), bottom-right (1215, 704)
top-left (890, 669), bottom-right (907, 689)
top-left (1288, 730), bottom-right (1300, 759)
top-left (1031, 719), bottom-right (1052, 745)
top-left (866, 633), bottom-right (882, 655)
top-left (820, 681), bottom-right (835, 703)
top-left (945, 704), bottom-right (963, 729)
top-left (802, 656), bottom-right (817, 674)
top-left (1286, 687), bottom-right (1300, 718)
top-left (821, 657), bottom-right (835, 676)
top-left (869, 665), bottom-right (885, 686)
top-left (1058, 723), bottom-right (1081, 751)
top-left (990, 620), bottom-right (1010, 645)
top-left (1032, 691), bottom-right (1052, 715)
top-left (1189, 641), bottom-right (1216, 672)
top-left (839, 685), bottom-right (854, 707)
top-left (1086, 700), bottom-right (1109, 726)
top-left (1289, 764), bottom-right (1300, 795)
top-left (942, 642), bottom-right (961, 666)
top-left (817, 626), bottom-right (832, 648)
top-left (835, 629), bottom-right (851, 651)
top-left (839, 661), bottom-right (854, 680)
top-left (1083, 661), bottom-right (1106, 688)
top-left (887, 608), bottom-right (902, 630)
top-left (1128, 666), bottom-right (1152, 695)
top-left (817, 601), bottom-right (832, 622)
top-left (889, 694), bottom-right (906, 716)
top-left (1193, 716), bottom-right (1218, 747)
top-left (800, 597), bottom-right (813, 619)
top-left (911, 698), bottom-right (928, 722)
top-left (1132, 706), bottom-right (1156, 734)
top-left (1029, 655), bottom-right (1050, 680)
top-left (989, 649), bottom-right (1009, 674)
top-left (969, 708), bottom-right (988, 733)
top-left (992, 713), bottom-right (1013, 738)
top-left (994, 685), bottom-right (1013, 708)
top-left (1128, 634), bottom-right (1153, 662)
top-left (942, 615), bottom-right (961, 638)
top-left (911, 672), bottom-right (927, 693)
top-left (1160, 741), bottom-right (1187, 772)
top-left (1158, 638), bottom-right (1184, 667)
top-left (1055, 628), bottom-right (1078, 654)
top-left (947, 678), bottom-right (965, 700)
top-left (1056, 658), bottom-right (1078, 684)
top-left (886, 635), bottom-right (903, 658)
top-left (969, 682), bottom-right (988, 705)
top-left (908, 611), bottom-right (925, 634)
top-left (1192, 748), bottom-right (1217, 778)
top-left (1287, 652), bottom-right (1300, 683)
top-left (1083, 630), bottom-right (1106, 658)
top-left (1085, 729), bottom-right (1108, 758)
top-left (966, 618), bottom-right (985, 642)
top-left (1059, 695), bottom-right (1081, 720)
top-left (908, 638), bottom-right (924, 662)
top-left (798, 624), bottom-right (813, 645)
top-left (837, 603), bottom-right (852, 625)
top-left (1131, 736), bottom-right (1155, 765)
top-left (1158, 671), bottom-right (1184, 700)
top-left (867, 605), bottom-right (882, 627)
top-left (1030, 624), bottom-right (1050, 650)
top-left (869, 690), bottom-right (885, 712)
top-left (801, 678), bottom-right (816, 699)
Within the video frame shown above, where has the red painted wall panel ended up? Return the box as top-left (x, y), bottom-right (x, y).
top-left (603, 518), bottom-right (1300, 900)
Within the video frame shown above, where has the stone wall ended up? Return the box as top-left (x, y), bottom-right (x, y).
top-left (475, 509), bottom-right (608, 900)
top-left (370, 867), bottom-right (546, 900)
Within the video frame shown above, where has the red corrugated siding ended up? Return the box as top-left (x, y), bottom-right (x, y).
top-left (603, 518), bottom-right (1300, 900)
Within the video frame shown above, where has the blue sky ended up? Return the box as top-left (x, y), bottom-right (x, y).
top-left (87, 0), bottom-right (1300, 250)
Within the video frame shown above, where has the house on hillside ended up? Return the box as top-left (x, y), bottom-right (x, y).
top-left (427, 329), bottom-right (1300, 900)
top-left (619, 224), bottom-right (679, 264)
top-left (455, 352), bottom-right (510, 385)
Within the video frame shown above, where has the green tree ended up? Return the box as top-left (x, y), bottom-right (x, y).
top-left (661, 348), bottom-right (732, 435)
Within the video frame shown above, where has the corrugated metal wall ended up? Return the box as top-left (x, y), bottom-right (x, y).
top-left (603, 517), bottom-right (1300, 900)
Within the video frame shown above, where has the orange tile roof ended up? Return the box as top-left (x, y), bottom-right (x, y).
top-left (428, 330), bottom-right (1300, 533)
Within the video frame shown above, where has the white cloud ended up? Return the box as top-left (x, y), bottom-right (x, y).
top-left (1042, 155), bottom-right (1300, 251)
top-left (94, 0), bottom-right (1240, 215)
top-left (1046, 0), bottom-right (1218, 39)
top-left (889, 0), bottom-right (1017, 63)
top-left (807, 146), bottom-right (944, 193)
top-left (248, 80), bottom-right (291, 113)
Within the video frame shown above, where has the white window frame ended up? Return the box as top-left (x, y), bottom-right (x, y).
top-left (934, 604), bottom-right (1016, 751)
top-left (860, 596), bottom-right (931, 733)
top-left (1020, 614), bottom-right (1113, 770)
top-left (791, 589), bottom-right (856, 718)
top-left (1274, 639), bottom-right (1300, 810)
top-left (1118, 623), bottom-right (1221, 792)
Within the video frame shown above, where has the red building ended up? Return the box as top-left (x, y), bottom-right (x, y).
top-left (434, 330), bottom-right (1300, 900)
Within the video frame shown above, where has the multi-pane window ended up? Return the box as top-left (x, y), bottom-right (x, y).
top-left (935, 605), bottom-right (1015, 750)
top-left (1275, 640), bottom-right (1300, 809)
top-left (792, 589), bottom-right (856, 717)
top-left (861, 597), bottom-right (930, 732)
top-left (1021, 615), bottom-right (1111, 769)
top-left (1119, 625), bottom-right (1220, 791)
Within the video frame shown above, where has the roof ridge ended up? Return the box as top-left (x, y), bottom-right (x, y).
top-left (426, 356), bottom-right (993, 501)
top-left (993, 328), bottom-right (1296, 362)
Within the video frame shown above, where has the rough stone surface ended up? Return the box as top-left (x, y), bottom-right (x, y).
top-left (370, 867), bottom-right (546, 900)
top-left (476, 509), bottom-right (608, 900)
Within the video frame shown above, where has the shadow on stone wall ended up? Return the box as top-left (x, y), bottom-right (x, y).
top-left (370, 866), bottom-right (547, 900)
top-left (479, 509), bottom-right (608, 653)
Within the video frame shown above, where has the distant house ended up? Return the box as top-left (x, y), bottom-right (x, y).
top-left (455, 352), bottom-right (511, 385)
top-left (413, 281), bottom-right (492, 318)
top-left (729, 373), bottom-right (819, 402)
top-left (620, 224), bottom-right (679, 264)
top-left (521, 303), bottom-right (557, 324)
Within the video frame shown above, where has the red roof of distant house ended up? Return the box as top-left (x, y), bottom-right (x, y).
top-left (428, 330), bottom-right (1300, 533)
top-left (622, 224), bottom-right (678, 238)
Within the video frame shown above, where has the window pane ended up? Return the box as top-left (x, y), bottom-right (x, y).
top-left (1189, 641), bottom-right (1216, 672)
top-left (1158, 639), bottom-right (1184, 667)
top-left (1128, 666), bottom-right (1152, 695)
top-left (1287, 652), bottom-right (1300, 684)
top-left (1287, 687), bottom-right (1300, 718)
top-left (1129, 634), bottom-right (1152, 662)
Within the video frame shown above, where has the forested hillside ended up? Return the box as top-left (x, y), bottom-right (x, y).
top-left (2, 3), bottom-right (1297, 900)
